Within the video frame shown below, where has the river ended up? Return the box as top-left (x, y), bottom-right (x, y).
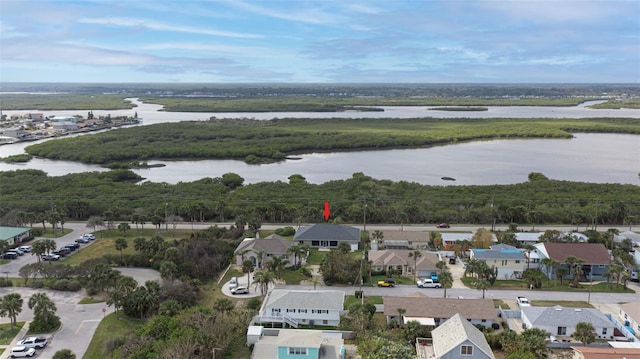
top-left (1, 99), bottom-right (638, 185)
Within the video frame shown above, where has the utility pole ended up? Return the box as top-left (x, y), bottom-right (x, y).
top-left (164, 199), bottom-right (169, 231)
top-left (490, 199), bottom-right (495, 231)
top-left (363, 196), bottom-right (368, 232)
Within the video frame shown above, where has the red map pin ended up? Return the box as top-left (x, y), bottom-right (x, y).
top-left (324, 201), bottom-right (330, 221)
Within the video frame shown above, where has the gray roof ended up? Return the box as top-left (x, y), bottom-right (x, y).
top-left (432, 313), bottom-right (496, 359)
top-left (514, 232), bottom-right (544, 242)
top-left (472, 249), bottom-right (525, 260)
top-left (294, 224), bottom-right (360, 242)
top-left (235, 235), bottom-right (293, 255)
top-left (265, 289), bottom-right (344, 311)
top-left (490, 244), bottom-right (518, 250)
top-left (522, 306), bottom-right (614, 328)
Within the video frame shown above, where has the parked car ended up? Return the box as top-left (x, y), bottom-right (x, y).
top-left (82, 233), bottom-right (96, 240)
top-left (7, 250), bottom-right (23, 257)
top-left (18, 246), bottom-right (32, 253)
top-left (9, 345), bottom-right (36, 357)
top-left (377, 279), bottom-right (396, 287)
top-left (1, 252), bottom-right (18, 260)
top-left (517, 296), bottom-right (531, 307)
top-left (75, 238), bottom-right (90, 244)
top-left (417, 278), bottom-right (442, 288)
top-left (41, 254), bottom-right (60, 262)
top-left (231, 286), bottom-right (249, 295)
top-left (64, 243), bottom-right (79, 251)
top-left (53, 248), bottom-right (70, 257)
top-left (436, 223), bottom-right (450, 228)
top-left (16, 336), bottom-right (48, 349)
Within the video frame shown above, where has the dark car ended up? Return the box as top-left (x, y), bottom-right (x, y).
top-left (75, 238), bottom-right (90, 244)
top-left (64, 243), bottom-right (80, 251)
top-left (53, 248), bottom-right (70, 257)
top-left (436, 223), bottom-right (450, 228)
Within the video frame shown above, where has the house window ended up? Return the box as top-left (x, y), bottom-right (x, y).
top-left (271, 308), bottom-right (281, 313)
top-left (461, 345), bottom-right (473, 355)
top-left (602, 328), bottom-right (607, 335)
top-left (329, 241), bottom-right (338, 247)
top-left (287, 308), bottom-right (295, 313)
top-left (311, 241), bottom-right (319, 246)
top-left (515, 260), bottom-right (521, 263)
top-left (323, 320), bottom-right (328, 325)
top-left (298, 309), bottom-right (307, 313)
top-left (557, 327), bottom-right (567, 335)
top-left (288, 347), bottom-right (307, 355)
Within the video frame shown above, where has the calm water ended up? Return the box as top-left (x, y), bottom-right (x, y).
top-left (1, 99), bottom-right (638, 185)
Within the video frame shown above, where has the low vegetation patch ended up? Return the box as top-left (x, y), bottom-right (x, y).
top-left (530, 300), bottom-right (593, 308)
top-left (0, 321), bottom-right (25, 345)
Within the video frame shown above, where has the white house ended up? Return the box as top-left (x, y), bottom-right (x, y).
top-left (522, 306), bottom-right (615, 340)
top-left (259, 289), bottom-right (344, 327)
top-left (619, 302), bottom-right (640, 337)
top-left (513, 232), bottom-right (543, 245)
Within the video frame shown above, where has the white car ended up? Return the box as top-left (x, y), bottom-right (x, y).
top-left (18, 246), bottom-right (32, 253)
top-left (231, 286), bottom-right (249, 295)
top-left (10, 346), bottom-right (36, 357)
top-left (17, 336), bottom-right (48, 349)
top-left (517, 296), bottom-right (531, 307)
top-left (82, 233), bottom-right (96, 240)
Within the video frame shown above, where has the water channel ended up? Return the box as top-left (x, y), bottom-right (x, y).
top-left (1, 99), bottom-right (638, 185)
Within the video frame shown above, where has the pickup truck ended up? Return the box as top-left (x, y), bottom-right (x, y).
top-left (517, 296), bottom-right (531, 307)
top-left (17, 336), bottom-right (48, 349)
top-left (417, 278), bottom-right (442, 288)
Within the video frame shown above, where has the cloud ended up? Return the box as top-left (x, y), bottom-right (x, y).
top-left (78, 17), bottom-right (262, 38)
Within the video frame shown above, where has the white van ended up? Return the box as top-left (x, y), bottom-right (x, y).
top-left (229, 277), bottom-right (238, 289)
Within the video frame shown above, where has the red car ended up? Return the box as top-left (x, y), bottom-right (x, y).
top-left (436, 223), bottom-right (450, 228)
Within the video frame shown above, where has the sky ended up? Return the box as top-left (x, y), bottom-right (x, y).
top-left (1, 0), bottom-right (639, 83)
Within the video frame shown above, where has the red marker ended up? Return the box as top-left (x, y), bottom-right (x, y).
top-left (324, 201), bottom-right (330, 221)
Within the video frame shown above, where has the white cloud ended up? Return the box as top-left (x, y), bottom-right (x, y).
top-left (78, 17), bottom-right (262, 38)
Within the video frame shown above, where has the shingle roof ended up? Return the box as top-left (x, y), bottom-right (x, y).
top-left (380, 230), bottom-right (429, 242)
top-left (620, 302), bottom-right (640, 323)
top-left (432, 313), bottom-right (496, 359)
top-left (293, 224), bottom-right (360, 242)
top-left (383, 296), bottom-right (499, 322)
top-left (235, 235), bottom-right (293, 255)
top-left (368, 249), bottom-right (440, 270)
top-left (522, 306), bottom-right (613, 328)
top-left (570, 346), bottom-right (640, 359)
top-left (265, 289), bottom-right (344, 311)
top-left (542, 243), bottom-right (610, 264)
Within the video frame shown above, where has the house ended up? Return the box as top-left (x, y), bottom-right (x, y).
top-left (368, 249), bottom-right (441, 278)
top-left (258, 289), bottom-right (344, 327)
top-left (521, 306), bottom-right (615, 340)
top-left (535, 242), bottom-right (611, 281)
top-left (418, 313), bottom-right (496, 359)
top-left (440, 232), bottom-right (474, 247)
top-left (0, 227), bottom-right (32, 246)
top-left (294, 224), bottom-right (360, 251)
top-left (619, 302), bottom-right (640, 337)
top-left (383, 295), bottom-right (499, 328)
top-left (234, 235), bottom-right (298, 268)
top-left (470, 248), bottom-right (526, 279)
top-left (570, 346), bottom-right (640, 359)
top-left (374, 230), bottom-right (430, 250)
top-left (513, 232), bottom-right (543, 245)
top-left (249, 327), bottom-right (345, 359)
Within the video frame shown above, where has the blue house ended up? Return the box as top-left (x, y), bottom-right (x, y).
top-left (250, 328), bottom-right (344, 359)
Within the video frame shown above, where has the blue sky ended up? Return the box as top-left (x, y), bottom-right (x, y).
top-left (1, 0), bottom-right (639, 83)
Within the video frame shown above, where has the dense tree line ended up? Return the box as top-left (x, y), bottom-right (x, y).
top-left (1, 169), bottom-right (638, 229)
top-left (22, 117), bottom-right (640, 165)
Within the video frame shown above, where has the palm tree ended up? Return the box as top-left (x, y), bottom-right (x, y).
top-left (31, 241), bottom-right (47, 262)
top-left (557, 267), bottom-right (569, 286)
top-left (0, 293), bottom-right (23, 330)
top-left (439, 269), bottom-right (453, 298)
top-left (408, 250), bottom-right (422, 282)
top-left (524, 244), bottom-right (535, 270)
top-left (242, 259), bottom-right (255, 292)
top-left (213, 298), bottom-right (235, 317)
top-left (28, 292), bottom-right (58, 328)
top-left (118, 222), bottom-right (131, 237)
top-left (396, 307), bottom-right (406, 328)
top-left (573, 322), bottom-right (596, 345)
top-left (540, 257), bottom-right (554, 285)
top-left (253, 271), bottom-right (275, 295)
top-left (114, 238), bottom-right (128, 264)
top-left (476, 279), bottom-right (490, 299)
top-left (564, 256), bottom-right (580, 286)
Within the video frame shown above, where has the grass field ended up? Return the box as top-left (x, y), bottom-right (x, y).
top-left (0, 321), bottom-right (25, 345)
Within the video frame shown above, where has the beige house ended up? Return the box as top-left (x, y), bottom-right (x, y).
top-left (470, 248), bottom-right (526, 279)
top-left (234, 234), bottom-right (298, 269)
top-left (373, 230), bottom-right (430, 249)
top-left (368, 249), bottom-right (441, 278)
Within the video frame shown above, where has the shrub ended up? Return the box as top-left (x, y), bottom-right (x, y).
top-left (50, 279), bottom-right (82, 291)
top-left (275, 226), bottom-right (295, 236)
top-left (85, 281), bottom-right (99, 296)
top-left (30, 281), bottom-right (44, 289)
top-left (246, 297), bottom-right (262, 310)
top-left (0, 278), bottom-right (13, 287)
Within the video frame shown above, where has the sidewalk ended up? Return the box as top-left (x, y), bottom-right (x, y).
top-left (0, 321), bottom-right (30, 359)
